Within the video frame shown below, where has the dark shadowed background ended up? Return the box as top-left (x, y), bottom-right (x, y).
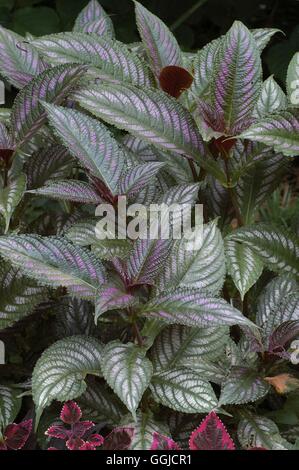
top-left (0, 0), bottom-right (298, 84)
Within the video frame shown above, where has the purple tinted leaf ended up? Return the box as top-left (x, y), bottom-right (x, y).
top-left (134, 1), bottom-right (182, 76)
top-left (268, 320), bottom-right (299, 358)
top-left (11, 64), bottom-right (86, 147)
top-left (212, 21), bottom-right (262, 135)
top-left (0, 235), bottom-right (106, 299)
top-left (74, 84), bottom-right (205, 160)
top-left (73, 0), bottom-right (114, 38)
top-left (141, 288), bottom-right (257, 329)
top-left (43, 104), bottom-right (125, 196)
top-left (0, 26), bottom-right (47, 89)
top-left (102, 427), bottom-right (134, 450)
top-left (32, 33), bottom-right (153, 87)
top-left (25, 145), bottom-right (74, 190)
top-left (45, 424), bottom-right (69, 440)
top-left (28, 180), bottom-right (103, 204)
top-left (189, 412), bottom-right (235, 450)
top-left (150, 432), bottom-right (180, 450)
top-left (60, 401), bottom-right (82, 424)
top-left (96, 286), bottom-right (137, 321)
top-left (4, 419), bottom-right (32, 450)
top-left (119, 162), bottom-right (165, 196)
top-left (126, 238), bottom-right (172, 287)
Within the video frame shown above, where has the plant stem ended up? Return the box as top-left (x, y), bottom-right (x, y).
top-left (133, 321), bottom-right (144, 348)
top-left (188, 158), bottom-right (198, 182)
top-left (170, 0), bottom-right (208, 31)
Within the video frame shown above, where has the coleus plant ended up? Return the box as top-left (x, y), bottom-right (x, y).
top-left (0, 0), bottom-right (298, 451)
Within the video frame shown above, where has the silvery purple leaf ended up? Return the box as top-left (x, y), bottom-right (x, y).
top-left (0, 122), bottom-right (14, 159)
top-left (268, 320), bottom-right (299, 358)
top-left (119, 162), bottom-right (165, 196)
top-left (73, 0), bottom-right (114, 38)
top-left (251, 28), bottom-right (282, 53)
top-left (212, 21), bottom-right (262, 135)
top-left (11, 64), bottom-right (86, 147)
top-left (126, 238), bottom-right (172, 287)
top-left (239, 111), bottom-right (299, 157)
top-left (219, 367), bottom-right (270, 405)
top-left (0, 235), bottom-right (106, 299)
top-left (141, 288), bottom-right (257, 329)
top-left (192, 37), bottom-right (222, 98)
top-left (27, 180), bottom-right (103, 204)
top-left (0, 26), bottom-right (47, 89)
top-left (134, 1), bottom-right (183, 76)
top-left (43, 104), bottom-right (125, 196)
top-left (25, 145), bottom-right (74, 190)
top-left (0, 174), bottom-right (26, 234)
top-left (96, 286), bottom-right (137, 321)
top-left (31, 33), bottom-right (153, 87)
top-left (74, 84), bottom-right (205, 160)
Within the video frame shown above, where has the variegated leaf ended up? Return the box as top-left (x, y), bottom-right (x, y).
top-left (78, 380), bottom-right (125, 425)
top-left (219, 367), bottom-right (270, 405)
top-left (192, 37), bottom-right (221, 98)
top-left (234, 146), bottom-right (287, 224)
top-left (0, 235), bottom-right (106, 299)
top-left (151, 324), bottom-right (229, 371)
top-left (0, 26), bottom-right (46, 89)
top-left (0, 386), bottom-right (22, 431)
top-left (228, 224), bottom-right (299, 275)
top-left (32, 336), bottom-right (103, 424)
top-left (150, 368), bottom-right (218, 413)
top-left (240, 111), bottom-right (299, 157)
top-left (287, 52), bottom-right (299, 106)
top-left (119, 162), bottom-right (165, 196)
top-left (126, 238), bottom-right (172, 287)
top-left (73, 0), bottom-right (114, 37)
top-left (25, 145), bottom-right (74, 190)
top-left (95, 286), bottom-right (137, 321)
top-left (11, 64), bottom-right (86, 147)
top-left (253, 76), bottom-right (287, 118)
top-left (28, 180), bottom-right (102, 204)
top-left (134, 1), bottom-right (182, 76)
top-left (0, 174), bottom-right (26, 233)
top-left (212, 21), bottom-right (262, 134)
top-left (130, 412), bottom-right (169, 450)
top-left (73, 84), bottom-right (205, 160)
top-left (256, 275), bottom-right (299, 339)
top-left (65, 219), bottom-right (133, 260)
top-left (55, 297), bottom-right (96, 338)
top-left (0, 262), bottom-right (47, 329)
top-left (182, 359), bottom-right (227, 385)
top-left (225, 240), bottom-right (263, 300)
top-left (238, 414), bottom-right (283, 450)
top-left (101, 341), bottom-right (153, 419)
top-left (32, 33), bottom-right (152, 87)
top-left (156, 220), bottom-right (225, 295)
top-left (189, 412), bottom-right (235, 450)
top-left (141, 288), bottom-right (256, 329)
top-left (43, 104), bottom-right (124, 196)
top-left (251, 28), bottom-right (282, 53)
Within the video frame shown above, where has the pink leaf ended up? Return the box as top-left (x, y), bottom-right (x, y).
top-left (72, 421), bottom-right (94, 438)
top-left (60, 401), bottom-right (82, 424)
top-left (45, 424), bottom-right (69, 440)
top-left (189, 412), bottom-right (235, 450)
top-left (79, 442), bottom-right (97, 450)
top-left (4, 419), bottom-right (32, 450)
top-left (87, 434), bottom-right (104, 447)
top-left (151, 432), bottom-right (181, 450)
top-left (102, 427), bottom-right (134, 450)
top-left (66, 437), bottom-right (85, 450)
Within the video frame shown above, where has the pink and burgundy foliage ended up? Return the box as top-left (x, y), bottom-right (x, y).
top-left (46, 401), bottom-right (104, 451)
top-left (0, 420), bottom-right (32, 451)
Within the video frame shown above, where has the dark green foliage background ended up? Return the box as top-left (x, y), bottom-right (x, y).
top-left (0, 0), bottom-right (298, 83)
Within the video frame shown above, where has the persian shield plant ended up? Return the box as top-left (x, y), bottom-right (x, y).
top-left (0, 0), bottom-right (298, 451)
